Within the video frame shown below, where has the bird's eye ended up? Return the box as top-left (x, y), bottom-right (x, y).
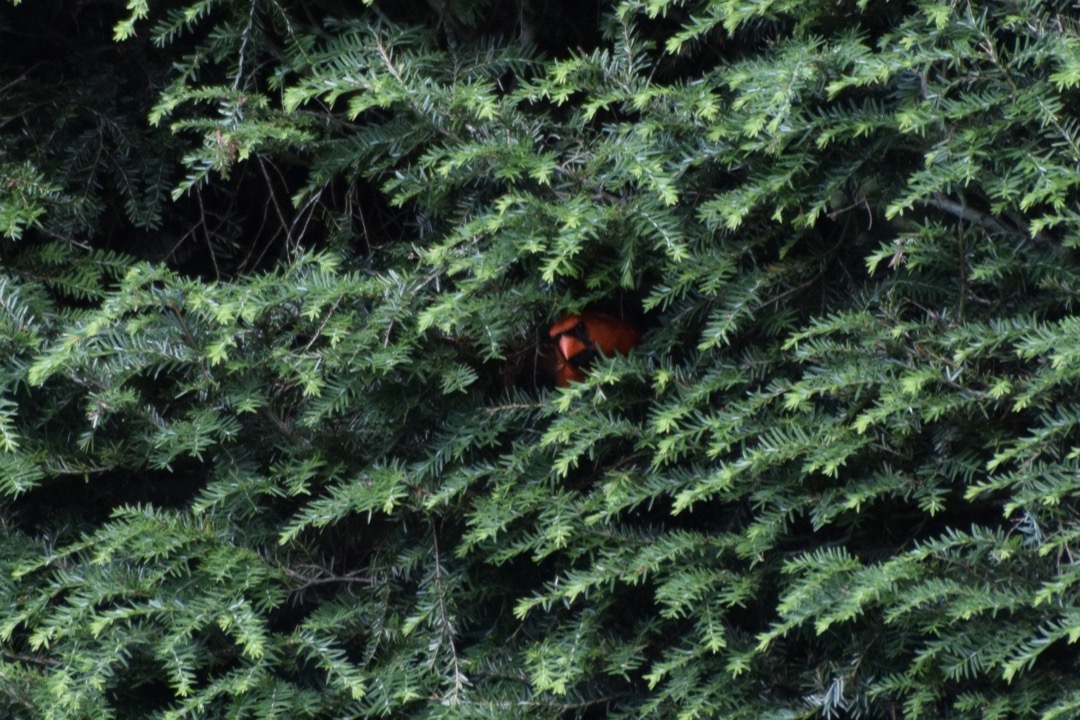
top-left (567, 322), bottom-right (590, 342)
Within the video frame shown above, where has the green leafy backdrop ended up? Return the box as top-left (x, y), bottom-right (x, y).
top-left (4, 0), bottom-right (1080, 717)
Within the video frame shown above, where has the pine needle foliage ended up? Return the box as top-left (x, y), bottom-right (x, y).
top-left (6, 0), bottom-right (1080, 717)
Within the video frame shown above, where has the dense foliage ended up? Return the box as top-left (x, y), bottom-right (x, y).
top-left (5, 0), bottom-right (1080, 717)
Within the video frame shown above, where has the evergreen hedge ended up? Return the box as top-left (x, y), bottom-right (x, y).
top-left (4, 0), bottom-right (1080, 717)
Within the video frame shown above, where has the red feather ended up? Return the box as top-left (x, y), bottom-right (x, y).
top-left (548, 312), bottom-right (641, 386)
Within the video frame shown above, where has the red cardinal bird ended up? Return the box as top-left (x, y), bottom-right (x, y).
top-left (549, 311), bottom-right (642, 386)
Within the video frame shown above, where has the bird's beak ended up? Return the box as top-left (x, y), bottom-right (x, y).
top-left (559, 335), bottom-right (587, 363)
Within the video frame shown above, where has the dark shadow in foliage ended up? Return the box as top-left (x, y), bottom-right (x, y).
top-left (2, 0), bottom-right (413, 280)
top-left (9, 461), bottom-right (207, 538)
top-left (374, 0), bottom-right (607, 55)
